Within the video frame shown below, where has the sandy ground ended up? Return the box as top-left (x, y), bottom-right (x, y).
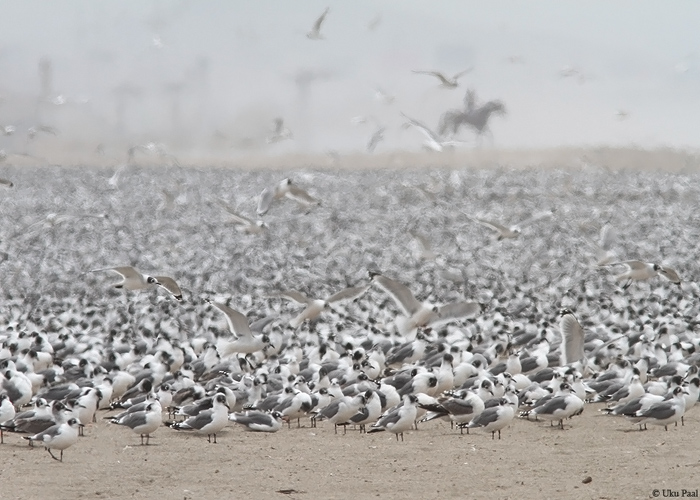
top-left (2, 403), bottom-right (699, 500)
top-left (4, 146), bottom-right (700, 172)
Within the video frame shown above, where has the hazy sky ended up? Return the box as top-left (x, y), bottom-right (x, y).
top-left (0, 1), bottom-right (698, 157)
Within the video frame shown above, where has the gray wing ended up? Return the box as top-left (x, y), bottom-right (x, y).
top-left (277, 290), bottom-right (311, 305)
top-left (560, 314), bottom-right (584, 365)
top-left (249, 316), bottom-right (276, 333)
top-left (400, 112), bottom-right (439, 142)
top-left (434, 301), bottom-right (481, 323)
top-left (349, 406), bottom-right (370, 423)
top-left (413, 70), bottom-right (450, 86)
top-left (535, 396), bottom-right (569, 415)
top-left (208, 300), bottom-right (252, 337)
top-left (372, 274), bottom-right (422, 316)
top-left (376, 408), bottom-right (401, 428)
top-left (452, 68), bottom-right (473, 79)
top-left (257, 186), bottom-right (275, 215)
top-left (473, 218), bottom-right (510, 234)
top-left (285, 185), bottom-right (319, 206)
top-left (327, 285), bottom-right (368, 304)
top-left (599, 224), bottom-right (616, 250)
top-left (658, 266), bottom-right (681, 284)
top-left (312, 7), bottom-right (329, 31)
top-left (319, 400), bottom-right (340, 419)
top-left (154, 276), bottom-right (183, 301)
top-left (640, 402), bottom-right (676, 420)
top-left (230, 411), bottom-right (273, 427)
top-left (183, 409), bottom-right (214, 430)
top-left (30, 422), bottom-right (62, 441)
top-left (470, 407), bottom-right (499, 427)
top-left (516, 210), bottom-right (554, 229)
top-left (443, 398), bottom-right (476, 416)
top-left (91, 266), bottom-right (140, 280)
top-left (115, 411), bottom-right (148, 429)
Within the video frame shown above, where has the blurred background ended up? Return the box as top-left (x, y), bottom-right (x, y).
top-left (0, 0), bottom-right (698, 164)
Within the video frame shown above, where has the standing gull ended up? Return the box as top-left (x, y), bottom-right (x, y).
top-left (532, 383), bottom-right (584, 429)
top-left (24, 418), bottom-right (82, 461)
top-left (168, 394), bottom-right (230, 443)
top-left (460, 399), bottom-right (516, 439)
top-left (110, 401), bottom-right (162, 445)
top-left (368, 394), bottom-right (419, 441)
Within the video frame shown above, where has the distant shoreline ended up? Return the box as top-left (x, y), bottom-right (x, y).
top-left (2, 146), bottom-right (699, 172)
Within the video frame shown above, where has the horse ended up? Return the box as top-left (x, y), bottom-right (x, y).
top-left (438, 100), bottom-right (506, 142)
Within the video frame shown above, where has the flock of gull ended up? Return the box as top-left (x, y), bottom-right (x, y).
top-left (0, 158), bottom-right (699, 464)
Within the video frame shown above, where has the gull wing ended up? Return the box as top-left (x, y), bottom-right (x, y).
top-left (327, 284), bottom-right (369, 304)
top-left (400, 112), bottom-right (439, 142)
top-left (371, 274), bottom-right (422, 316)
top-left (610, 260), bottom-right (646, 271)
top-left (413, 70), bottom-right (450, 86)
top-left (153, 276), bottom-right (183, 301)
top-left (560, 313), bottom-right (584, 365)
top-left (277, 290), bottom-right (311, 305)
top-left (312, 7), bottom-right (330, 32)
top-left (207, 300), bottom-right (252, 338)
top-left (658, 266), bottom-right (681, 284)
top-left (516, 210), bottom-right (554, 229)
top-left (599, 223), bottom-right (617, 251)
top-left (217, 201), bottom-right (256, 227)
top-left (472, 218), bottom-right (510, 234)
top-left (433, 301), bottom-right (481, 323)
top-left (452, 68), bottom-right (473, 80)
top-left (92, 266), bottom-right (141, 280)
top-left (284, 184), bottom-right (319, 206)
top-left (257, 186), bottom-right (276, 215)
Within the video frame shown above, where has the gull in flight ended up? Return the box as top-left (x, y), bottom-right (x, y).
top-left (370, 271), bottom-right (481, 337)
top-left (217, 199), bottom-right (267, 234)
top-left (257, 178), bottom-right (320, 215)
top-left (373, 87), bottom-right (395, 104)
top-left (607, 261), bottom-right (681, 289)
top-left (206, 299), bottom-right (273, 356)
top-left (469, 210), bottom-right (555, 240)
top-left (277, 285), bottom-right (369, 328)
top-left (366, 126), bottom-right (386, 153)
top-left (0, 177), bottom-right (13, 188)
top-left (307, 7), bottom-right (330, 40)
top-left (412, 68), bottom-right (473, 89)
top-left (400, 112), bottom-right (466, 152)
top-left (91, 266), bottom-right (183, 301)
top-left (266, 118), bottom-right (293, 144)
